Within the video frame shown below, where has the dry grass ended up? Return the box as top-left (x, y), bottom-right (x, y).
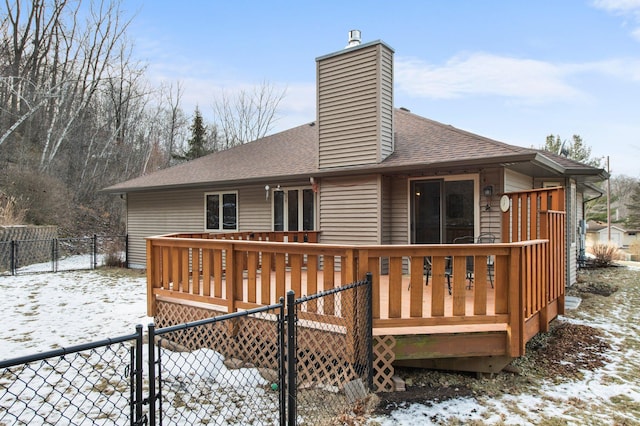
top-left (0, 193), bottom-right (27, 226)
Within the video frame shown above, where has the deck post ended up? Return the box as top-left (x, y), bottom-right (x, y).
top-left (507, 246), bottom-right (522, 357)
top-left (226, 244), bottom-right (236, 313)
top-left (146, 239), bottom-right (157, 317)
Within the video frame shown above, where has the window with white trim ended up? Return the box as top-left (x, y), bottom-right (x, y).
top-left (205, 192), bottom-right (237, 231)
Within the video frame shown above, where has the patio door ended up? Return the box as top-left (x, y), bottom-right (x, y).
top-left (411, 179), bottom-right (475, 244)
top-left (273, 188), bottom-right (315, 231)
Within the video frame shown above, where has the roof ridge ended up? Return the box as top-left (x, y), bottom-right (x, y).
top-left (394, 108), bottom-right (534, 155)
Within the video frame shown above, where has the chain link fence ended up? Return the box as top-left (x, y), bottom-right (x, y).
top-left (0, 235), bottom-right (127, 275)
top-left (0, 275), bottom-right (373, 425)
top-left (149, 304), bottom-right (285, 425)
top-left (293, 279), bottom-right (373, 423)
top-left (0, 326), bottom-right (144, 426)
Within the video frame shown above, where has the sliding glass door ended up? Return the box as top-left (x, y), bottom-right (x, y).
top-left (412, 179), bottom-right (475, 243)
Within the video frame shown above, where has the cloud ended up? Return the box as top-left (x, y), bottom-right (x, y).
top-left (592, 0), bottom-right (640, 40)
top-left (395, 53), bottom-right (584, 104)
top-left (395, 52), bottom-right (640, 104)
top-left (592, 0), bottom-right (640, 14)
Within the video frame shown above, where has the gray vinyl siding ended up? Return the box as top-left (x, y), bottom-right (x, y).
top-left (126, 185), bottom-right (279, 267)
top-left (316, 41), bottom-right (394, 169)
top-left (381, 176), bottom-right (392, 245)
top-left (379, 47), bottom-right (394, 160)
top-left (480, 168), bottom-right (503, 239)
top-left (568, 181), bottom-right (578, 285)
top-left (504, 169), bottom-right (533, 193)
top-left (127, 189), bottom-right (204, 267)
top-left (238, 186), bottom-right (272, 232)
top-left (319, 175), bottom-right (380, 244)
top-left (389, 176), bottom-right (409, 244)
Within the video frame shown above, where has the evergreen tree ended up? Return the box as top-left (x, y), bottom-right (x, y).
top-left (625, 183), bottom-right (640, 228)
top-left (173, 107), bottom-right (210, 161)
top-left (542, 134), bottom-right (602, 168)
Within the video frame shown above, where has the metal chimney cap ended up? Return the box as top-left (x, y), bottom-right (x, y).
top-left (346, 30), bottom-right (361, 48)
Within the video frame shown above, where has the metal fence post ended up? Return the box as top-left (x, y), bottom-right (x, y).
top-left (365, 272), bottom-right (374, 390)
top-left (278, 297), bottom-right (287, 426)
top-left (147, 323), bottom-right (156, 426)
top-left (125, 234), bottom-right (129, 269)
top-left (286, 290), bottom-right (296, 426)
top-left (52, 238), bottom-right (57, 273)
top-left (10, 240), bottom-right (16, 275)
top-left (93, 234), bottom-right (98, 269)
top-left (134, 324), bottom-right (144, 426)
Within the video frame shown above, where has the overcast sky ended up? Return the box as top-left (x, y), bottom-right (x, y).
top-left (123, 0), bottom-right (640, 177)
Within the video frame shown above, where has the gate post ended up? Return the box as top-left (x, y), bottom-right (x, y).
top-left (278, 297), bottom-right (286, 426)
top-left (147, 323), bottom-right (157, 425)
top-left (286, 290), bottom-right (296, 426)
top-left (134, 325), bottom-right (144, 425)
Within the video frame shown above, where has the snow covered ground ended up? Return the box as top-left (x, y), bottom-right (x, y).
top-left (0, 258), bottom-right (151, 359)
top-left (2, 260), bottom-right (640, 425)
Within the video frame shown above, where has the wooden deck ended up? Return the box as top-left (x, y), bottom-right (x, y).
top-left (145, 187), bottom-right (567, 383)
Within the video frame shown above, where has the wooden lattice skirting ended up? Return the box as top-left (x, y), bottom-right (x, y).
top-left (155, 301), bottom-right (396, 392)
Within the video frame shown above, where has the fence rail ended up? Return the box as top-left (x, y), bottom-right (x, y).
top-left (0, 234), bottom-right (128, 275)
top-left (0, 326), bottom-right (144, 426)
top-left (1, 276), bottom-right (373, 426)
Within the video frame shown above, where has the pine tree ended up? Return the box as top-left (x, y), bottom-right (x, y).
top-left (173, 107), bottom-right (210, 161)
top-left (185, 107), bottom-right (208, 160)
top-left (542, 134), bottom-right (602, 167)
top-left (625, 183), bottom-right (640, 228)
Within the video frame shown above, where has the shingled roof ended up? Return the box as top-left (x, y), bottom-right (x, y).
top-left (103, 108), bottom-right (605, 193)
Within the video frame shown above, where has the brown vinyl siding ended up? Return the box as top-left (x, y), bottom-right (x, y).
top-left (317, 41), bottom-right (394, 169)
top-left (319, 176), bottom-right (380, 244)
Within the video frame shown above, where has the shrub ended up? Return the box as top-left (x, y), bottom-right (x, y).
top-left (629, 241), bottom-right (640, 260)
top-left (103, 240), bottom-right (125, 267)
top-left (588, 243), bottom-right (623, 267)
top-left (0, 193), bottom-right (27, 225)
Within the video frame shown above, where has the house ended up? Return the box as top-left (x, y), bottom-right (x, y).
top-left (104, 32), bottom-right (607, 287)
top-left (586, 221), bottom-right (640, 249)
top-left (103, 33), bottom-right (609, 385)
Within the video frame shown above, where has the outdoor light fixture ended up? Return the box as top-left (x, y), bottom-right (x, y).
top-left (265, 185), bottom-right (270, 201)
top-left (483, 185), bottom-right (493, 211)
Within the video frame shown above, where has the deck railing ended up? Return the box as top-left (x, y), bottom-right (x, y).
top-left (147, 219), bottom-right (565, 358)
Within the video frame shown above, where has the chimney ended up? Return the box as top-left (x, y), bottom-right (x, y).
top-left (316, 31), bottom-right (395, 169)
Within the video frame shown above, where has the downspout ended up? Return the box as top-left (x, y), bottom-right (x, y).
top-left (579, 190), bottom-right (604, 268)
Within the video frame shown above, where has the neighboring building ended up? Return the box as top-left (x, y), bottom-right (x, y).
top-left (104, 33), bottom-right (607, 285)
top-left (586, 221), bottom-right (640, 249)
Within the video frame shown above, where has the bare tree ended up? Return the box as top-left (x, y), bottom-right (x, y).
top-left (212, 81), bottom-right (285, 148)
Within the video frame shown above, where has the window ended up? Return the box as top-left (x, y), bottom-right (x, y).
top-left (205, 192), bottom-right (237, 231)
top-left (273, 188), bottom-right (315, 231)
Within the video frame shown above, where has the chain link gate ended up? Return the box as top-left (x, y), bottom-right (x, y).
top-left (0, 326), bottom-right (146, 425)
top-left (1, 274), bottom-right (372, 425)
